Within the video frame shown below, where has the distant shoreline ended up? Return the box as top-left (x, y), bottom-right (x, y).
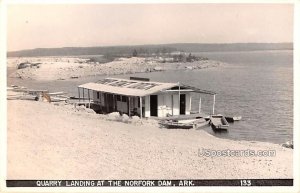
top-left (6, 49), bottom-right (293, 59)
top-left (7, 43), bottom-right (293, 58)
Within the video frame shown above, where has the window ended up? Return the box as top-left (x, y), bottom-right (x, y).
top-left (121, 96), bottom-right (127, 102)
top-left (116, 95), bottom-right (121, 101)
top-left (97, 92), bottom-right (100, 99)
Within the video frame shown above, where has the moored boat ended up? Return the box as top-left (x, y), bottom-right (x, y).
top-left (159, 117), bottom-right (208, 129)
top-left (210, 115), bottom-right (229, 131)
top-left (225, 116), bottom-right (242, 123)
top-left (233, 116), bottom-right (242, 121)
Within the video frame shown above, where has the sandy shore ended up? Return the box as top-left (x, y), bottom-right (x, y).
top-left (7, 99), bottom-right (293, 179)
top-left (8, 57), bottom-right (221, 81)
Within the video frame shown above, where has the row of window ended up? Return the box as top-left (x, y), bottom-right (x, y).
top-left (97, 92), bottom-right (128, 102)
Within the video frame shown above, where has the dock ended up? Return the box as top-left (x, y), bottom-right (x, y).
top-left (71, 101), bottom-right (93, 108)
top-left (7, 85), bottom-right (70, 102)
top-left (155, 113), bottom-right (208, 121)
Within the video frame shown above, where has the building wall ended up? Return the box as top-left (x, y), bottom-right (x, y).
top-left (92, 90), bottom-right (192, 118)
top-left (164, 94), bottom-right (173, 115)
top-left (100, 93), bottom-right (105, 105)
top-left (172, 94), bottom-right (179, 116)
top-left (185, 93), bottom-right (191, 115)
top-left (157, 94), bottom-right (164, 117)
top-left (143, 92), bottom-right (191, 118)
top-left (157, 93), bottom-right (174, 117)
top-left (145, 96), bottom-right (150, 117)
top-left (130, 96), bottom-right (142, 116)
top-left (93, 91), bottom-right (101, 104)
top-left (93, 91), bottom-right (106, 106)
top-left (116, 101), bottom-right (128, 113)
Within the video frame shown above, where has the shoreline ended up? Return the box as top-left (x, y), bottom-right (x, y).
top-left (7, 98), bottom-right (293, 179)
top-left (7, 57), bottom-right (222, 81)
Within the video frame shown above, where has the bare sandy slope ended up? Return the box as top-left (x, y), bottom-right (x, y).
top-left (7, 100), bottom-right (292, 179)
top-left (8, 57), bottom-right (221, 81)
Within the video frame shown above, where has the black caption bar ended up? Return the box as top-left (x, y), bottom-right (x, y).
top-left (6, 179), bottom-right (293, 187)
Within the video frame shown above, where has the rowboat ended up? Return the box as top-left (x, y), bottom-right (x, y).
top-left (194, 120), bottom-right (210, 129)
top-left (225, 116), bottom-right (242, 123)
top-left (160, 117), bottom-right (208, 129)
top-left (233, 116), bottom-right (242, 121)
top-left (210, 115), bottom-right (229, 131)
top-left (159, 120), bottom-right (194, 129)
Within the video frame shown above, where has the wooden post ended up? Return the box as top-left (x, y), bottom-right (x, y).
top-left (189, 95), bottom-right (192, 113)
top-left (78, 87), bottom-right (80, 102)
top-left (105, 93), bottom-right (109, 113)
top-left (178, 83), bottom-right (180, 115)
top-left (100, 92), bottom-right (102, 112)
top-left (212, 94), bottom-right (216, 115)
top-left (112, 94), bottom-right (115, 111)
top-left (128, 97), bottom-right (131, 117)
top-left (171, 94), bottom-right (174, 115)
top-left (199, 96), bottom-right (201, 113)
top-left (88, 89), bottom-right (90, 108)
top-left (139, 96), bottom-right (143, 119)
top-left (83, 88), bottom-right (85, 102)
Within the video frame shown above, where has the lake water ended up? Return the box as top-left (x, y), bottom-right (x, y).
top-left (7, 50), bottom-right (293, 144)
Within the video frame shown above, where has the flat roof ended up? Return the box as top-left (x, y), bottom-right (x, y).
top-left (78, 78), bottom-right (216, 97)
top-left (78, 78), bottom-right (178, 97)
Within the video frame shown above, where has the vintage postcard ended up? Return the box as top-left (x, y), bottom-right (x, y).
top-left (0, 1), bottom-right (299, 192)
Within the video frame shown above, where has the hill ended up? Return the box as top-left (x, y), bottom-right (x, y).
top-left (7, 43), bottom-right (293, 57)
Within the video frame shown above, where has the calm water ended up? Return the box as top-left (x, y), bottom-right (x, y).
top-left (7, 50), bottom-right (293, 144)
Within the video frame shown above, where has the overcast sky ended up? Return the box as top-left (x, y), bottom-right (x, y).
top-left (7, 4), bottom-right (293, 51)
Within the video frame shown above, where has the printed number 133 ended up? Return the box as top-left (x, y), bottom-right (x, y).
top-left (240, 180), bottom-right (251, 186)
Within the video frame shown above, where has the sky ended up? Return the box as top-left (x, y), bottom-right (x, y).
top-left (7, 4), bottom-right (293, 51)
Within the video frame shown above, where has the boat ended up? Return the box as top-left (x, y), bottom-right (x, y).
top-left (210, 115), bottom-right (229, 131)
top-left (282, 140), bottom-right (293, 149)
top-left (225, 116), bottom-right (242, 123)
top-left (233, 116), bottom-right (242, 121)
top-left (159, 120), bottom-right (194, 129)
top-left (225, 117), bottom-right (234, 123)
top-left (161, 113), bottom-right (205, 121)
top-left (194, 120), bottom-right (210, 129)
top-left (160, 117), bottom-right (207, 129)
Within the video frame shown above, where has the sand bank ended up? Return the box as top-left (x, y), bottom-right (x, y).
top-left (7, 99), bottom-right (292, 179)
top-left (8, 57), bottom-right (221, 81)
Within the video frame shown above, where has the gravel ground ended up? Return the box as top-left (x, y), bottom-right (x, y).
top-left (7, 99), bottom-right (293, 179)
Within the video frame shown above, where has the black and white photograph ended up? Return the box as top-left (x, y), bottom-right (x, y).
top-left (0, 1), bottom-right (299, 191)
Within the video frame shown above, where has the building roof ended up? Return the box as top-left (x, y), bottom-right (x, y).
top-left (78, 77), bottom-right (216, 97)
top-left (180, 84), bottom-right (216, 95)
top-left (78, 78), bottom-right (178, 97)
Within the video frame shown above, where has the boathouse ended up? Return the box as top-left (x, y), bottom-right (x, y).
top-left (78, 77), bottom-right (216, 118)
